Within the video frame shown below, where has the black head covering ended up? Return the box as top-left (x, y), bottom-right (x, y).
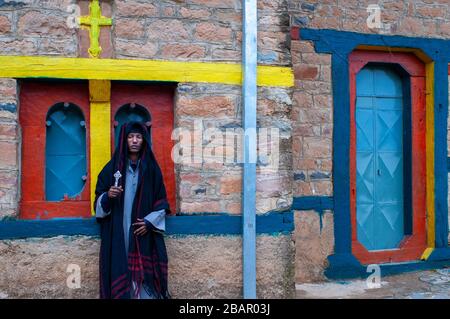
top-left (114, 121), bottom-right (151, 173)
top-left (127, 122), bottom-right (146, 135)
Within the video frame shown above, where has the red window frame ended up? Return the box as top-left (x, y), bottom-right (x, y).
top-left (19, 81), bottom-right (91, 219)
top-left (349, 50), bottom-right (427, 264)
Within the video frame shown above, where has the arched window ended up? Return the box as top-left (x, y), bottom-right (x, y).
top-left (114, 103), bottom-right (151, 148)
top-left (20, 80), bottom-right (91, 219)
top-left (45, 102), bottom-right (87, 201)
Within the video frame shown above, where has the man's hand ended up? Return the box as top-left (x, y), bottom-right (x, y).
top-left (133, 218), bottom-right (148, 236)
top-left (107, 186), bottom-right (123, 199)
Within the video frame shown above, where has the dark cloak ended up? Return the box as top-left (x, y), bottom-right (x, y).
top-left (94, 121), bottom-right (171, 299)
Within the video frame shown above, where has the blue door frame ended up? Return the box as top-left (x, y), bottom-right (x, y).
top-left (297, 28), bottom-right (450, 277)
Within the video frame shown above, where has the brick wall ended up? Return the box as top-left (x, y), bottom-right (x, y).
top-left (174, 83), bottom-right (242, 214)
top-left (289, 0), bottom-right (450, 200)
top-left (174, 83), bottom-right (293, 215)
top-left (0, 1), bottom-right (71, 215)
top-left (0, 0), bottom-right (448, 294)
top-left (113, 0), bottom-right (290, 65)
top-left (289, 0), bottom-right (450, 39)
top-left (0, 0), bottom-right (294, 217)
top-left (0, 78), bottom-right (18, 219)
top-left (288, 0), bottom-right (450, 276)
top-left (291, 39), bottom-right (333, 198)
top-left (0, 0), bottom-right (77, 56)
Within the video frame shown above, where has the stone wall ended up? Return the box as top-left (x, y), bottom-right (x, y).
top-left (175, 83), bottom-right (293, 214)
top-left (0, 0), bottom-right (82, 221)
top-left (0, 0), bottom-right (291, 62)
top-left (289, 0), bottom-right (450, 39)
top-left (0, 1), bottom-right (294, 217)
top-left (288, 0), bottom-right (450, 272)
top-left (0, 234), bottom-right (295, 298)
top-left (1, 0), bottom-right (449, 298)
top-left (288, 1), bottom-right (450, 200)
top-left (0, 0), bottom-right (78, 56)
top-left (291, 39), bottom-right (333, 198)
top-left (170, 234), bottom-right (295, 298)
top-left (289, 18), bottom-right (334, 282)
top-left (113, 0), bottom-right (290, 65)
top-left (0, 78), bottom-right (18, 220)
top-left (293, 210), bottom-right (333, 283)
top-left (0, 1), bottom-right (295, 298)
top-left (0, 236), bottom-right (99, 298)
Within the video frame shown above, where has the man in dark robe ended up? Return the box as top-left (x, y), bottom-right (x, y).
top-left (94, 121), bottom-right (171, 299)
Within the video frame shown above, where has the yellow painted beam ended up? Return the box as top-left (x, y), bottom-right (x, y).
top-left (425, 62), bottom-right (435, 248)
top-left (89, 80), bottom-right (111, 215)
top-left (0, 56), bottom-right (294, 87)
top-left (420, 247), bottom-right (434, 260)
top-left (258, 65), bottom-right (293, 87)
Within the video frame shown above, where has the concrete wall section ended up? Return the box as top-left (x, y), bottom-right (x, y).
top-left (0, 233), bottom-right (294, 298)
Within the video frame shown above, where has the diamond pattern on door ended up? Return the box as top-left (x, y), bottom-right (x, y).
top-left (376, 152), bottom-right (403, 203)
top-left (356, 152), bottom-right (374, 204)
top-left (356, 204), bottom-right (374, 249)
top-left (356, 65), bottom-right (405, 250)
top-left (356, 108), bottom-right (374, 151)
top-left (377, 110), bottom-right (402, 152)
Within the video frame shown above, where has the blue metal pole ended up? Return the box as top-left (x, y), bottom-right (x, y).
top-left (242, 0), bottom-right (257, 299)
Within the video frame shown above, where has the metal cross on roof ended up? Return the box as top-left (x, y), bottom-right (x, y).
top-left (78, 0), bottom-right (112, 58)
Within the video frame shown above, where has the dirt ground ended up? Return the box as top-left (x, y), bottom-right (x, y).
top-left (295, 268), bottom-right (450, 299)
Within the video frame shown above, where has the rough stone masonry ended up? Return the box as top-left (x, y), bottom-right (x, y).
top-left (0, 0), bottom-right (449, 298)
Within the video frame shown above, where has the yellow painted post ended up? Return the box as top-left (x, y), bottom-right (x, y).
top-left (0, 56), bottom-right (294, 87)
top-left (421, 247), bottom-right (434, 260)
top-left (425, 62), bottom-right (435, 248)
top-left (89, 80), bottom-right (111, 215)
